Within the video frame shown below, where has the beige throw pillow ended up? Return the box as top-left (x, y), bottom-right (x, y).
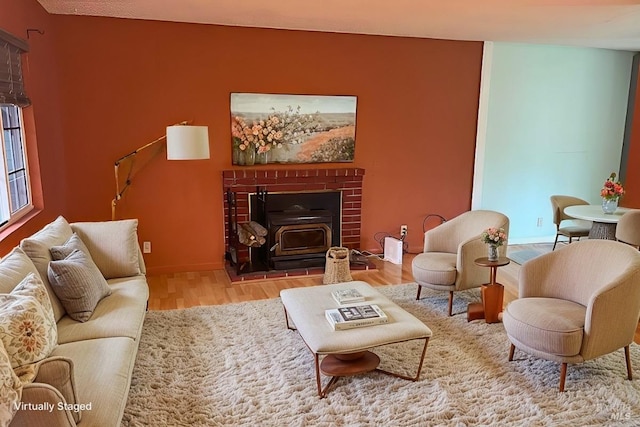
top-left (71, 219), bottom-right (141, 279)
top-left (47, 249), bottom-right (112, 322)
top-left (0, 340), bottom-right (22, 427)
top-left (0, 273), bottom-right (58, 369)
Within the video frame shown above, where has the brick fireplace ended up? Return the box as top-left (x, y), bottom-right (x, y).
top-left (223, 167), bottom-right (364, 274)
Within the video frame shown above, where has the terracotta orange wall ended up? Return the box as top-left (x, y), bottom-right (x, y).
top-left (622, 68), bottom-right (640, 207)
top-left (0, 0), bottom-right (68, 252)
top-left (7, 12), bottom-right (483, 273)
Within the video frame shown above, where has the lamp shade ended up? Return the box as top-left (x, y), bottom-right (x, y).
top-left (166, 125), bottom-right (210, 160)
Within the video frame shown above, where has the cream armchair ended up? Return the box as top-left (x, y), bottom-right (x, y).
top-left (503, 239), bottom-right (640, 392)
top-left (616, 210), bottom-right (640, 249)
top-left (412, 210), bottom-right (510, 316)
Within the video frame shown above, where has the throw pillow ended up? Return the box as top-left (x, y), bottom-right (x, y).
top-left (0, 340), bottom-right (21, 427)
top-left (10, 272), bottom-right (56, 328)
top-left (47, 249), bottom-right (112, 322)
top-left (0, 273), bottom-right (58, 369)
top-left (71, 219), bottom-right (141, 279)
top-left (19, 215), bottom-right (74, 321)
top-left (49, 232), bottom-right (93, 261)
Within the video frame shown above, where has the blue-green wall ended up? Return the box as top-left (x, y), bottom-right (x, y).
top-left (474, 42), bottom-right (634, 243)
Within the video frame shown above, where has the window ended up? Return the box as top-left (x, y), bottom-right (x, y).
top-left (0, 28), bottom-right (32, 228)
top-left (0, 105), bottom-right (30, 225)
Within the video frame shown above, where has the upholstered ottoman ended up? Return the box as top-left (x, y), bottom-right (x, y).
top-left (280, 281), bottom-right (432, 397)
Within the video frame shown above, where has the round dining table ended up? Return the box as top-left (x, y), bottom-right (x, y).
top-left (564, 205), bottom-right (636, 240)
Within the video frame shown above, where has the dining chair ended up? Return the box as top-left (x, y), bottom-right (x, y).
top-left (615, 210), bottom-right (640, 249)
top-left (550, 195), bottom-right (591, 250)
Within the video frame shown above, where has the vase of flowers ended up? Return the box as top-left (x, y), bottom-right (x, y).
top-left (481, 227), bottom-right (507, 261)
top-left (600, 172), bottom-right (624, 214)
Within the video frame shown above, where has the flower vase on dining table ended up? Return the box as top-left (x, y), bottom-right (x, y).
top-left (601, 198), bottom-right (618, 214)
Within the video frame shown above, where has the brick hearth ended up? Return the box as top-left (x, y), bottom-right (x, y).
top-left (222, 167), bottom-right (365, 267)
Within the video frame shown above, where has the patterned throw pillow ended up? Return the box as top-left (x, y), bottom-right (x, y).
top-left (47, 249), bottom-right (112, 322)
top-left (0, 273), bottom-right (58, 369)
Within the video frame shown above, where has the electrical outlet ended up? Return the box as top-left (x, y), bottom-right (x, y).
top-left (143, 241), bottom-right (151, 253)
top-left (536, 217), bottom-right (543, 227)
top-left (400, 225), bottom-right (408, 237)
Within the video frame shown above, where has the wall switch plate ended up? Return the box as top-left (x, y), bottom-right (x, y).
top-left (143, 241), bottom-right (151, 253)
top-left (383, 237), bottom-right (403, 265)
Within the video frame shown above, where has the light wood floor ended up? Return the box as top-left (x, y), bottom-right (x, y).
top-left (146, 243), bottom-right (640, 344)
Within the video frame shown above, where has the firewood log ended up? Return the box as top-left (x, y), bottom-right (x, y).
top-left (238, 223), bottom-right (266, 247)
top-left (249, 221), bottom-right (268, 237)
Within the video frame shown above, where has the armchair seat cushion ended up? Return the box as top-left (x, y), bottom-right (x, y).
top-left (503, 297), bottom-right (585, 357)
top-left (412, 252), bottom-right (457, 286)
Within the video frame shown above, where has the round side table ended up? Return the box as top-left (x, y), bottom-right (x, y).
top-left (467, 257), bottom-right (510, 323)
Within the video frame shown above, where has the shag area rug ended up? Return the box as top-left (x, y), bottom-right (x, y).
top-left (122, 284), bottom-right (640, 426)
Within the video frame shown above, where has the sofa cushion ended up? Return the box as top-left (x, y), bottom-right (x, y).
top-left (0, 273), bottom-right (58, 368)
top-left (51, 337), bottom-right (138, 427)
top-left (57, 276), bottom-right (149, 344)
top-left (503, 297), bottom-right (586, 357)
top-left (48, 249), bottom-right (112, 323)
top-left (19, 215), bottom-right (74, 321)
top-left (0, 340), bottom-right (21, 427)
top-left (71, 219), bottom-right (141, 279)
top-left (412, 252), bottom-right (458, 286)
top-left (0, 247), bottom-right (40, 294)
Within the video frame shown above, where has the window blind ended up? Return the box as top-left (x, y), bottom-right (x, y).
top-left (0, 28), bottom-right (30, 107)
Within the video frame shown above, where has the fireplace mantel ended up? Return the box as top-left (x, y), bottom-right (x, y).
top-left (222, 168), bottom-right (365, 270)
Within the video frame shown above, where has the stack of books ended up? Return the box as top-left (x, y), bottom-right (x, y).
top-left (331, 288), bottom-right (365, 305)
top-left (325, 303), bottom-right (388, 330)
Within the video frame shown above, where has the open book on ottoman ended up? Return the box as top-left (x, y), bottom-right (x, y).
top-left (325, 304), bottom-right (388, 330)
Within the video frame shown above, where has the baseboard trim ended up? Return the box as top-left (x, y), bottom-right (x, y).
top-left (146, 261), bottom-right (223, 276)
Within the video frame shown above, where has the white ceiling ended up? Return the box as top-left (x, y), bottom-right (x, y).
top-left (37, 0), bottom-right (640, 51)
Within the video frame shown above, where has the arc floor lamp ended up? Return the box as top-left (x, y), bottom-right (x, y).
top-left (111, 122), bottom-right (210, 220)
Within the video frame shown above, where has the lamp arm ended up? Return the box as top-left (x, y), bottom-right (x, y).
top-left (111, 121), bottom-right (189, 220)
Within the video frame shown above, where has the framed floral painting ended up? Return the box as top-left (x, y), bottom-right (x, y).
top-left (230, 93), bottom-right (357, 165)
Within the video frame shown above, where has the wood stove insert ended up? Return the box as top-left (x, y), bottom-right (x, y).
top-left (252, 190), bottom-right (341, 271)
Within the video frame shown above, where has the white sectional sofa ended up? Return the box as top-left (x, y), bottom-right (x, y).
top-left (0, 216), bottom-right (148, 427)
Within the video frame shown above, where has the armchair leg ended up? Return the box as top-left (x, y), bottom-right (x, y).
top-left (559, 363), bottom-right (567, 392)
top-left (625, 345), bottom-right (633, 380)
top-left (416, 285), bottom-right (422, 300)
top-left (508, 343), bottom-right (515, 361)
top-left (553, 234), bottom-right (559, 251)
top-left (448, 291), bottom-right (454, 316)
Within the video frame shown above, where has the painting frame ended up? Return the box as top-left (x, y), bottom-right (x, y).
top-left (230, 93), bottom-right (357, 165)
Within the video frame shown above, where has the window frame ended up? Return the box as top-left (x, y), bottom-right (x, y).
top-left (0, 103), bottom-right (33, 229)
